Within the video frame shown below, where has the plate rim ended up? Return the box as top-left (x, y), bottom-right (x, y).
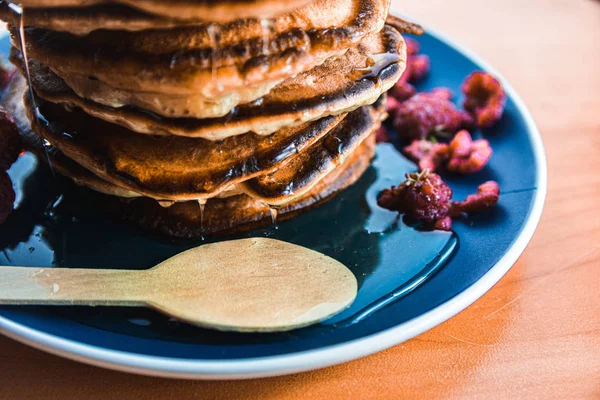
top-left (0, 19), bottom-right (547, 380)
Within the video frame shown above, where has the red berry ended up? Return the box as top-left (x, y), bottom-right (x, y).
top-left (462, 71), bottom-right (506, 129)
top-left (405, 37), bottom-right (421, 56)
top-left (377, 170), bottom-right (453, 226)
top-left (393, 89), bottom-right (473, 141)
top-left (0, 171), bottom-right (15, 224)
top-left (385, 95), bottom-right (401, 114)
top-left (375, 125), bottom-right (391, 143)
top-left (453, 181), bottom-right (500, 214)
top-left (433, 216), bottom-right (452, 231)
top-left (447, 130), bottom-right (493, 174)
top-left (0, 106), bottom-right (23, 170)
top-left (389, 81), bottom-right (416, 102)
top-left (403, 139), bottom-right (449, 172)
top-left (387, 38), bottom-right (430, 104)
top-left (407, 54), bottom-right (430, 82)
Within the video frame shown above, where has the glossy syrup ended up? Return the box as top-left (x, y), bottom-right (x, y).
top-left (11, 3), bottom-right (56, 176)
top-left (197, 198), bottom-right (207, 240)
top-left (352, 52), bottom-right (402, 90)
top-left (268, 207), bottom-right (279, 230)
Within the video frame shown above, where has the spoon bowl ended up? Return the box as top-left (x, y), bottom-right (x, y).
top-left (0, 238), bottom-right (357, 332)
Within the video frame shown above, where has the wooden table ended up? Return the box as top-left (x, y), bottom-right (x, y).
top-left (1, 0), bottom-right (599, 398)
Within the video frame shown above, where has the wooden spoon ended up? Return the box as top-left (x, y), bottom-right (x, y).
top-left (0, 238), bottom-right (357, 332)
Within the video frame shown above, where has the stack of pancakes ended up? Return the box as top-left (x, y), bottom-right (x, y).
top-left (0, 0), bottom-right (417, 237)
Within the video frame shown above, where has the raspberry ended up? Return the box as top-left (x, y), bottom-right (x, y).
top-left (433, 216), bottom-right (452, 231)
top-left (0, 107), bottom-right (23, 170)
top-left (393, 89), bottom-right (473, 141)
top-left (405, 37), bottom-right (420, 56)
top-left (407, 54), bottom-right (430, 82)
top-left (377, 169), bottom-right (453, 226)
top-left (389, 80), bottom-right (416, 102)
top-left (403, 139), bottom-right (449, 172)
top-left (452, 181), bottom-right (500, 214)
top-left (447, 130), bottom-right (492, 174)
top-left (0, 171), bottom-right (15, 224)
top-left (375, 125), bottom-right (391, 143)
top-left (387, 38), bottom-right (430, 104)
top-left (462, 71), bottom-right (506, 129)
top-left (385, 95), bottom-right (401, 114)
top-left (429, 87), bottom-right (454, 100)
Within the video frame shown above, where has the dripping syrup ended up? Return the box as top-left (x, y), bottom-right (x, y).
top-left (10, 3), bottom-right (56, 176)
top-left (352, 52), bottom-right (402, 90)
top-left (268, 206), bottom-right (279, 230)
top-left (198, 198), bottom-right (207, 240)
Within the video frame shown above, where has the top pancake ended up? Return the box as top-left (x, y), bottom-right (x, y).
top-left (11, 0), bottom-right (312, 23)
top-left (7, 0), bottom-right (390, 104)
top-left (16, 25), bottom-right (405, 138)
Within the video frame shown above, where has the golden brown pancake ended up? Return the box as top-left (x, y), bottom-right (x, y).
top-left (2, 73), bottom-right (377, 238)
top-left (240, 102), bottom-right (384, 205)
top-left (8, 0), bottom-right (389, 107)
top-left (91, 135), bottom-right (375, 238)
top-left (5, 72), bottom-right (383, 204)
top-left (22, 90), bottom-right (383, 203)
top-left (22, 93), bottom-right (343, 201)
top-left (15, 25), bottom-right (404, 137)
top-left (12, 0), bottom-right (313, 23)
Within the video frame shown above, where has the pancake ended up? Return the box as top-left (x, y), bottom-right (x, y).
top-left (23, 89), bottom-right (383, 203)
top-left (8, 0), bottom-right (389, 108)
top-left (91, 135), bottom-right (376, 238)
top-left (22, 93), bottom-right (343, 201)
top-left (2, 74), bottom-right (377, 238)
top-left (16, 25), bottom-right (405, 137)
top-left (240, 101), bottom-right (383, 205)
top-left (12, 0), bottom-right (313, 23)
top-left (0, 3), bottom-right (204, 35)
top-left (5, 71), bottom-right (383, 203)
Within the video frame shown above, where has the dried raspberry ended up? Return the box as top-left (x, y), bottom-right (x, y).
top-left (453, 181), bottom-right (500, 214)
top-left (387, 38), bottom-right (430, 103)
top-left (389, 80), bottom-right (416, 102)
top-left (446, 130), bottom-right (492, 174)
top-left (462, 71), bottom-right (506, 129)
top-left (375, 125), bottom-right (391, 143)
top-left (430, 87), bottom-right (454, 100)
top-left (433, 216), bottom-right (452, 231)
top-left (407, 54), bottom-right (430, 82)
top-left (393, 89), bottom-right (473, 141)
top-left (405, 37), bottom-right (420, 56)
top-left (403, 139), bottom-right (449, 172)
top-left (377, 169), bottom-right (453, 226)
top-left (0, 171), bottom-right (15, 224)
top-left (385, 95), bottom-right (401, 114)
top-left (0, 107), bottom-right (23, 170)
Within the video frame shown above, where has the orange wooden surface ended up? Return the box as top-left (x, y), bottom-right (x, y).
top-left (1, 0), bottom-right (599, 398)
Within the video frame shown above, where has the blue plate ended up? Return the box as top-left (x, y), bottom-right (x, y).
top-left (0, 20), bottom-right (546, 379)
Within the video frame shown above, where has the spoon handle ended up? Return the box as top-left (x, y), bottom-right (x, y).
top-left (0, 266), bottom-right (148, 306)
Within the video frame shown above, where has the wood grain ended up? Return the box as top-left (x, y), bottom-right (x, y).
top-left (0, 0), bottom-right (599, 398)
top-left (0, 239), bottom-right (357, 332)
